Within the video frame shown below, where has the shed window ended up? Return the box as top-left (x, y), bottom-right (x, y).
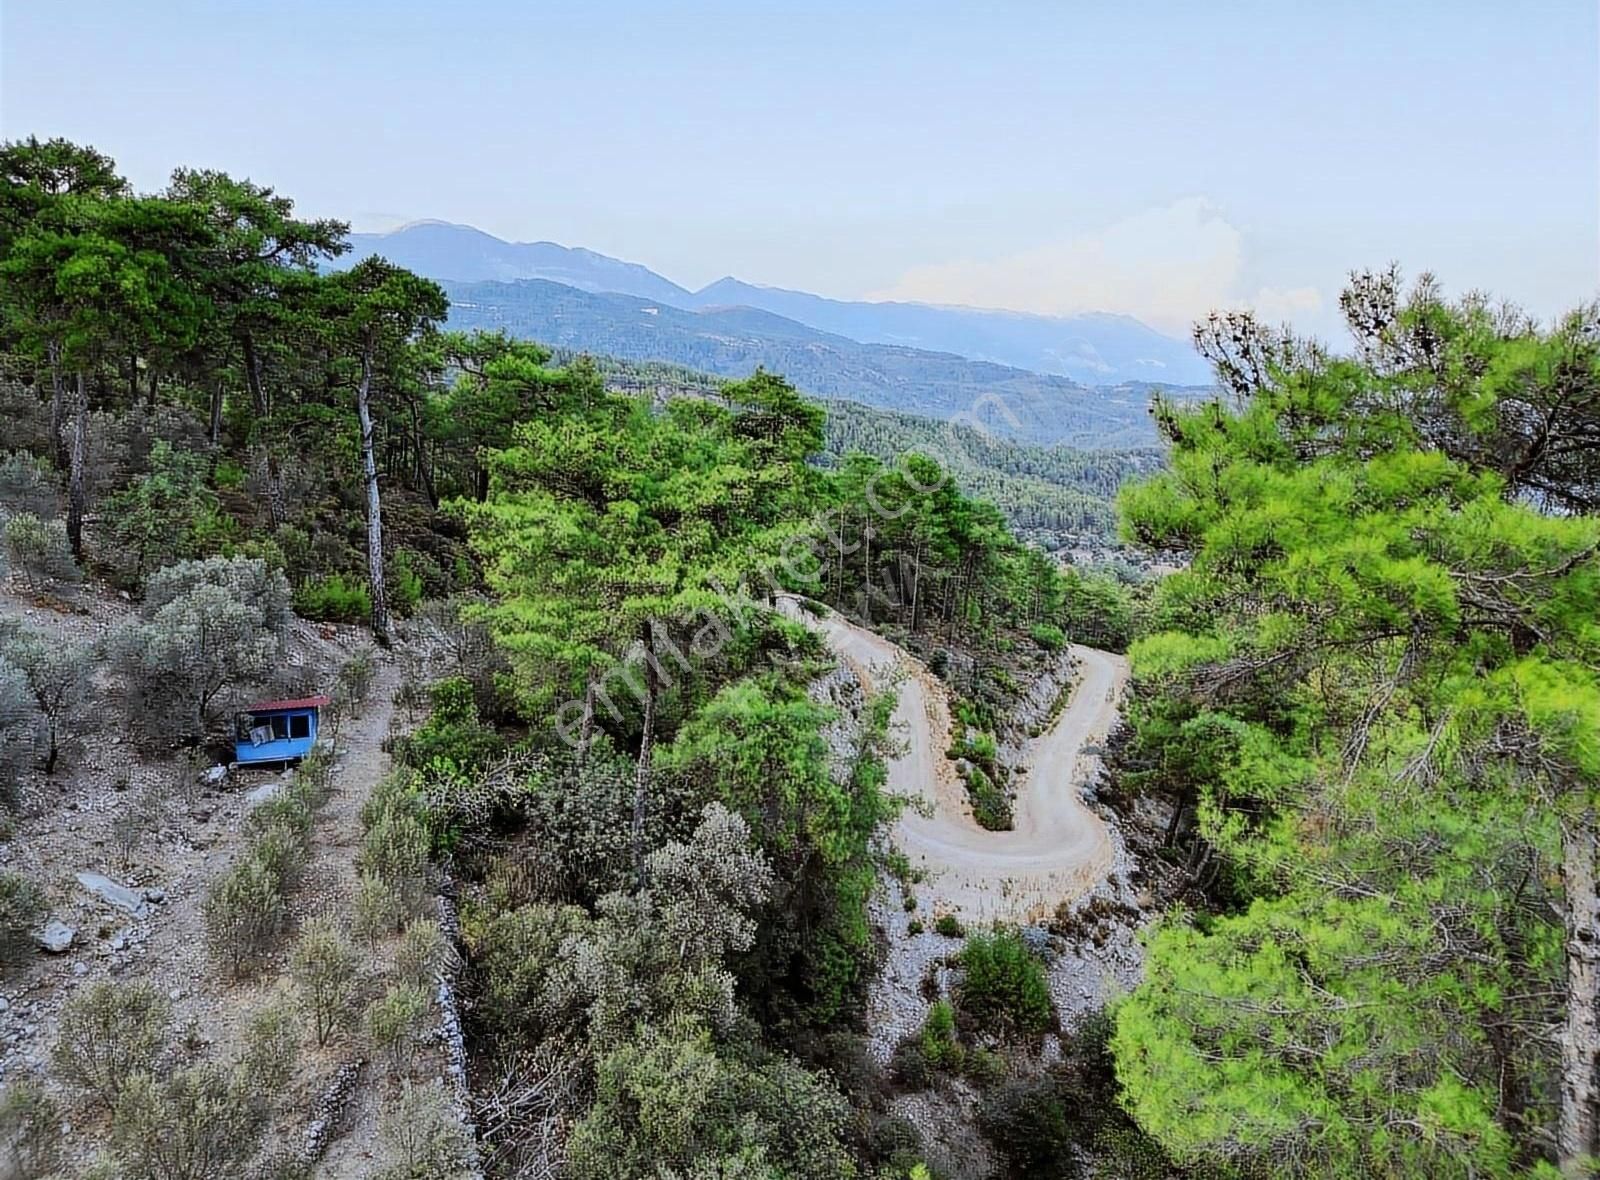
top-left (290, 714), bottom-right (311, 740)
top-left (270, 715), bottom-right (289, 740)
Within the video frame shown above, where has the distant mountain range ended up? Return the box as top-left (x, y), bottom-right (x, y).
top-left (345, 221), bottom-right (1212, 387)
top-left (341, 220), bottom-right (1214, 445)
top-left (441, 278), bottom-right (1185, 447)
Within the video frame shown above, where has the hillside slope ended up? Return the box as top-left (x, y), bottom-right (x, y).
top-left (445, 278), bottom-right (1192, 446)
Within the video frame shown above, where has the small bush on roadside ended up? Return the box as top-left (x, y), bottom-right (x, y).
top-left (1030, 623), bottom-right (1066, 652)
top-left (293, 572), bottom-right (371, 623)
top-left (0, 869), bottom-right (46, 967)
top-left (358, 774), bottom-right (435, 920)
top-left (366, 983), bottom-right (430, 1078)
top-left (0, 1074), bottom-right (60, 1179)
top-left (52, 981), bottom-right (171, 1108)
top-left (906, 917), bottom-right (924, 936)
top-left (958, 927), bottom-right (1053, 1038)
top-left (291, 917), bottom-right (359, 1047)
top-left (375, 1079), bottom-right (476, 1180)
top-left (934, 913), bottom-right (965, 938)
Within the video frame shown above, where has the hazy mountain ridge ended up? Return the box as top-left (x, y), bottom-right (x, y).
top-left (346, 221), bottom-right (1213, 385)
top-left (443, 277), bottom-right (1200, 447)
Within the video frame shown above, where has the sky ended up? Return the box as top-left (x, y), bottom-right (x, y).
top-left (2, 0), bottom-right (1596, 341)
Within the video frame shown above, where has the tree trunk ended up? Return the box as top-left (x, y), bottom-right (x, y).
top-left (632, 625), bottom-right (659, 891)
top-left (47, 340), bottom-right (67, 469)
top-left (355, 340), bottom-right (391, 646)
top-left (1559, 812), bottom-right (1600, 1175)
top-left (208, 378), bottom-right (224, 446)
top-left (861, 514), bottom-right (873, 625)
top-left (578, 663), bottom-right (600, 759)
top-left (241, 334), bottom-right (288, 528)
top-left (66, 372), bottom-right (88, 562)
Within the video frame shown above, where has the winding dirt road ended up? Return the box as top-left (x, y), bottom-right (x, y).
top-left (799, 601), bottom-right (1128, 924)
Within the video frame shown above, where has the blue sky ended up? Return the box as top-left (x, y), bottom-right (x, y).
top-left (2, 0), bottom-right (1595, 339)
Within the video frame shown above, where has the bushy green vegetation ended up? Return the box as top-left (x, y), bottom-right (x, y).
top-left (1108, 272), bottom-right (1600, 1176)
top-left (957, 928), bottom-right (1053, 1038)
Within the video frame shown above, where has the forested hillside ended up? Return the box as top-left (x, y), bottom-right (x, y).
top-left (2, 134), bottom-right (1596, 1180)
top-left (443, 277), bottom-right (1199, 446)
top-left (545, 350), bottom-right (1159, 550)
top-left (0, 136), bottom-right (1141, 1179)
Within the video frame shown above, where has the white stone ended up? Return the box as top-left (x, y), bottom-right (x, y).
top-left (37, 921), bottom-right (75, 953)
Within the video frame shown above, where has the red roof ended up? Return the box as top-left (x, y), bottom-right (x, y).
top-left (244, 694), bottom-right (332, 713)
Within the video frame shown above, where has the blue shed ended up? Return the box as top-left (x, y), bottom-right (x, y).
top-left (234, 694), bottom-right (330, 766)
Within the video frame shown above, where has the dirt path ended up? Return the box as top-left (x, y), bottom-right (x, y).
top-left (798, 601), bottom-right (1128, 925)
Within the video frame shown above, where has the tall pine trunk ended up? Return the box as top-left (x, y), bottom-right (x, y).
top-left (1559, 812), bottom-right (1600, 1175)
top-left (631, 624), bottom-right (658, 890)
top-left (355, 340), bottom-right (391, 646)
top-left (66, 372), bottom-right (88, 561)
top-left (578, 662), bottom-right (600, 759)
top-left (47, 340), bottom-right (67, 469)
top-left (242, 334), bottom-right (288, 528)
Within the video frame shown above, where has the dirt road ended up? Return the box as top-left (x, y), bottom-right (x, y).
top-left (801, 602), bottom-right (1128, 924)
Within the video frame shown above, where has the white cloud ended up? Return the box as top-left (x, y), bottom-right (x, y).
top-left (871, 197), bottom-right (1322, 336)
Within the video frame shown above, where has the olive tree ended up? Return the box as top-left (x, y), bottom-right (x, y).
top-left (111, 556), bottom-right (289, 743)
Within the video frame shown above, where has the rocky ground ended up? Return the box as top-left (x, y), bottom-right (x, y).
top-left (0, 575), bottom-right (469, 1175)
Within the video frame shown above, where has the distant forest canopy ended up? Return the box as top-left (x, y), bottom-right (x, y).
top-left (549, 350), bottom-right (1159, 549)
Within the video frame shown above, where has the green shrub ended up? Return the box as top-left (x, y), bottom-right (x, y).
top-left (1030, 623), bottom-right (1066, 652)
top-left (390, 550), bottom-right (424, 617)
top-left (240, 999), bottom-right (300, 1097)
top-left (354, 870), bottom-right (406, 943)
top-left (291, 917), bottom-right (358, 1047)
top-left (293, 572), bottom-right (371, 623)
top-left (934, 913), bottom-right (965, 938)
top-left (337, 645), bottom-right (379, 707)
top-left (375, 1080), bottom-right (476, 1180)
top-left (976, 1076), bottom-right (1076, 1179)
top-left (906, 918), bottom-right (924, 936)
top-left (112, 556), bottom-right (289, 744)
top-left (965, 765), bottom-right (1013, 832)
top-left (203, 853), bottom-right (288, 976)
top-left (110, 1061), bottom-right (269, 1180)
top-left (394, 676), bottom-right (501, 773)
top-left (0, 870), bottom-right (46, 967)
top-left (958, 928), bottom-right (1053, 1037)
top-left (366, 983), bottom-right (430, 1078)
top-left (3, 512), bottom-right (78, 587)
top-left (0, 450), bottom-right (57, 518)
top-left (0, 1075), bottom-right (61, 1178)
top-left (52, 981), bottom-right (171, 1109)
top-left (0, 660), bottom-right (37, 811)
top-left (920, 999), bottom-right (963, 1071)
top-left (99, 440), bottom-right (232, 587)
top-left (394, 917), bottom-right (450, 990)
